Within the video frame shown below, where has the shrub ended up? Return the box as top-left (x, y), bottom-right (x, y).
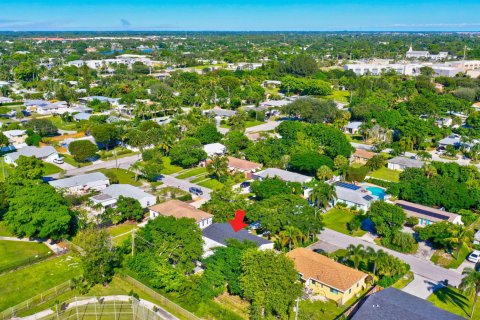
top-left (346, 166), bottom-right (369, 182)
top-left (377, 275), bottom-right (401, 288)
top-left (405, 216), bottom-right (419, 227)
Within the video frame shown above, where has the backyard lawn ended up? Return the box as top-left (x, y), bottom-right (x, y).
top-left (369, 167), bottom-right (400, 182)
top-left (108, 223), bottom-right (138, 246)
top-left (325, 90), bottom-right (350, 103)
top-left (323, 208), bottom-right (366, 237)
top-left (60, 153), bottom-right (92, 168)
top-left (97, 168), bottom-right (141, 186)
top-left (161, 157), bottom-right (183, 175)
top-left (428, 286), bottom-right (478, 319)
top-left (176, 167), bottom-right (206, 179)
top-left (48, 116), bottom-right (79, 131)
top-left (0, 240), bottom-right (52, 272)
top-left (0, 254), bottom-right (81, 311)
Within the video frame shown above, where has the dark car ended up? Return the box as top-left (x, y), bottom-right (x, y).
top-left (189, 186), bottom-right (203, 196)
top-left (240, 181), bottom-right (251, 188)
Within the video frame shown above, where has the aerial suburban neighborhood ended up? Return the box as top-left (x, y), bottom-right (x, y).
top-left (1, 2), bottom-right (480, 319)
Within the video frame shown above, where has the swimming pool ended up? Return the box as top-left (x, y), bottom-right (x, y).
top-left (366, 186), bottom-right (386, 200)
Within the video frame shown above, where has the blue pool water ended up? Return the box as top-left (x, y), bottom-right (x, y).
top-left (366, 186), bottom-right (386, 200)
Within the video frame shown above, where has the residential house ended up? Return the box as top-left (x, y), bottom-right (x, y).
top-left (344, 121), bottom-right (363, 134)
top-left (148, 200), bottom-right (213, 229)
top-left (351, 149), bottom-right (375, 165)
top-left (73, 112), bottom-right (92, 121)
top-left (334, 182), bottom-right (376, 211)
top-left (287, 248), bottom-right (368, 305)
top-left (203, 143), bottom-right (227, 157)
top-left (227, 156), bottom-right (262, 179)
top-left (49, 172), bottom-right (109, 194)
top-left (253, 168), bottom-right (313, 184)
top-left (90, 184), bottom-right (156, 209)
top-left (438, 134), bottom-right (462, 149)
top-left (387, 156), bottom-right (424, 171)
top-left (395, 200), bottom-right (463, 226)
top-left (3, 129), bottom-right (27, 146)
top-left (0, 97), bottom-right (13, 104)
top-left (79, 96), bottom-right (119, 106)
top-left (435, 117), bottom-right (453, 128)
top-left (4, 146), bottom-right (60, 165)
top-left (202, 223), bottom-right (274, 257)
top-left (351, 287), bottom-right (463, 320)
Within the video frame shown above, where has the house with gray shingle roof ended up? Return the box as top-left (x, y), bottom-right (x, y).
top-left (49, 172), bottom-right (109, 194)
top-left (4, 146), bottom-right (60, 165)
top-left (387, 156), bottom-right (424, 171)
top-left (253, 168), bottom-right (313, 184)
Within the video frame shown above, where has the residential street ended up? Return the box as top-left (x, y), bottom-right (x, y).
top-left (159, 175), bottom-right (212, 200)
top-left (315, 228), bottom-right (463, 287)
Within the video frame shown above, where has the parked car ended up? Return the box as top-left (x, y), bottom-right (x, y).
top-left (53, 158), bottom-right (64, 164)
top-left (240, 181), bottom-right (251, 188)
top-left (468, 250), bottom-right (480, 263)
top-left (189, 186), bottom-right (203, 196)
top-left (249, 221), bottom-right (262, 230)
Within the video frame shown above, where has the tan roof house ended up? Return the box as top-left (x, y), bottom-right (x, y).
top-left (227, 157), bottom-right (262, 179)
top-left (351, 149), bottom-right (375, 165)
top-left (287, 248), bottom-right (368, 305)
top-left (149, 200), bottom-right (213, 229)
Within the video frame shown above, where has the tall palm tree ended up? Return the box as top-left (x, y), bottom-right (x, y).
top-left (278, 226), bottom-right (306, 251)
top-left (206, 155), bottom-right (229, 182)
top-left (346, 244), bottom-right (365, 270)
top-left (308, 182), bottom-right (336, 216)
top-left (422, 163), bottom-right (437, 178)
top-left (316, 165), bottom-right (333, 181)
top-left (365, 246), bottom-right (380, 276)
top-left (459, 267), bottom-right (480, 319)
top-left (129, 161), bottom-right (142, 181)
top-left (445, 227), bottom-right (473, 260)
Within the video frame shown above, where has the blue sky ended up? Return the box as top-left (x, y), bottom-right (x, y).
top-left (2, 0), bottom-right (480, 31)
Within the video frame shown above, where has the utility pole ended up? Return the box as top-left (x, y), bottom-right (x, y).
top-left (131, 229), bottom-right (135, 256)
top-left (294, 297), bottom-right (300, 320)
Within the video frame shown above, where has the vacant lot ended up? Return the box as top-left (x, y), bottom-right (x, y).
top-left (369, 167), bottom-right (400, 182)
top-left (323, 208), bottom-right (366, 237)
top-left (0, 254), bottom-right (81, 311)
top-left (0, 240), bottom-right (51, 272)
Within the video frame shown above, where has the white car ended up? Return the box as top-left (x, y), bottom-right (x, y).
top-left (468, 251), bottom-right (480, 263)
top-left (53, 158), bottom-right (64, 164)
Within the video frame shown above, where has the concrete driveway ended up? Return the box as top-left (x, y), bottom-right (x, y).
top-left (402, 274), bottom-right (445, 299)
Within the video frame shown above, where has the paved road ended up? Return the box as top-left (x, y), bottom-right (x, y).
top-left (49, 154), bottom-right (142, 178)
top-left (245, 120), bottom-right (282, 133)
top-left (316, 228), bottom-right (462, 287)
top-left (160, 175), bottom-right (212, 200)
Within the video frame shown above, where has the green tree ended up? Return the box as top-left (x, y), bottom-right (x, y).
top-left (289, 151), bottom-right (334, 176)
top-left (193, 123), bottom-right (222, 144)
top-left (68, 140), bottom-right (98, 162)
top-left (250, 177), bottom-right (301, 200)
top-left (115, 196), bottom-right (144, 222)
top-left (140, 161), bottom-right (164, 182)
top-left (367, 201), bottom-right (406, 238)
top-left (223, 130), bottom-right (251, 154)
top-left (347, 244), bottom-right (365, 270)
top-left (24, 118), bottom-right (58, 136)
top-left (206, 155), bottom-right (228, 182)
top-left (316, 165), bottom-right (334, 181)
top-left (170, 138), bottom-right (207, 168)
top-left (278, 226), bottom-right (306, 251)
top-left (91, 124), bottom-right (119, 150)
top-left (74, 228), bottom-right (118, 286)
top-left (240, 250), bottom-right (302, 319)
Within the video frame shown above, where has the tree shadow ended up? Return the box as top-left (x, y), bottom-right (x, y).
top-left (433, 286), bottom-right (470, 318)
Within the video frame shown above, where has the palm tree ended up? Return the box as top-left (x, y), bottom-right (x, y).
top-left (346, 244), bottom-right (365, 270)
top-left (422, 164), bottom-right (437, 178)
top-left (445, 226), bottom-right (473, 260)
top-left (365, 246), bottom-right (381, 276)
top-left (316, 165), bottom-right (333, 181)
top-left (206, 155), bottom-right (229, 181)
top-left (459, 267), bottom-right (480, 319)
top-left (278, 226), bottom-right (306, 251)
top-left (308, 182), bottom-right (336, 216)
top-left (129, 161), bottom-right (142, 181)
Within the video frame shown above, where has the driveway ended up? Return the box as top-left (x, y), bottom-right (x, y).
top-left (245, 120), bottom-right (282, 133)
top-left (402, 274), bottom-right (445, 299)
top-left (160, 175), bottom-right (212, 200)
top-left (317, 228), bottom-right (462, 287)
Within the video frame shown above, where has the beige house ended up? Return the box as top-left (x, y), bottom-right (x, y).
top-left (149, 200), bottom-right (213, 229)
top-left (227, 157), bottom-right (262, 179)
top-left (351, 149), bottom-right (375, 165)
top-left (287, 248), bottom-right (368, 305)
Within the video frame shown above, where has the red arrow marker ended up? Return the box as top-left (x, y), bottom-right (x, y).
top-left (229, 209), bottom-right (248, 232)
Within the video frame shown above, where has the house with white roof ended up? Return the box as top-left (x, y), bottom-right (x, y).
top-left (4, 146), bottom-right (60, 165)
top-left (344, 121), bottom-right (363, 134)
top-left (203, 143), bottom-right (227, 157)
top-left (49, 172), bottom-right (109, 194)
top-left (90, 184), bottom-right (156, 209)
top-left (253, 168), bottom-right (313, 184)
top-left (334, 182), bottom-right (376, 211)
top-left (3, 129), bottom-right (27, 146)
top-left (387, 156), bottom-right (424, 171)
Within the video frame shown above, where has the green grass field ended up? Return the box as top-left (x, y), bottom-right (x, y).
top-left (43, 163), bottom-right (63, 175)
top-left (428, 286), bottom-right (478, 319)
top-left (108, 224), bottom-right (137, 246)
top-left (369, 167), bottom-right (400, 182)
top-left (97, 168), bottom-right (141, 186)
top-left (325, 90), bottom-right (350, 103)
top-left (198, 178), bottom-right (224, 190)
top-left (0, 254), bottom-right (81, 311)
top-left (48, 117), bottom-right (79, 131)
top-left (0, 240), bottom-right (51, 272)
top-left (176, 167), bottom-right (206, 179)
top-left (323, 208), bottom-right (366, 237)
top-left (0, 221), bottom-right (13, 236)
top-left (431, 246), bottom-right (470, 269)
top-left (161, 157), bottom-right (183, 175)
